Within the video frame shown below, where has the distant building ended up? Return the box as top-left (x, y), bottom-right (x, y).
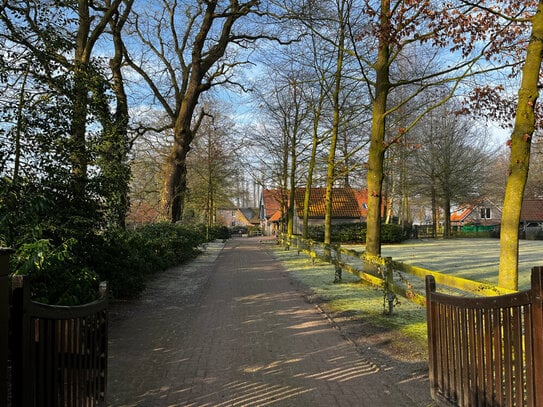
top-left (259, 187), bottom-right (368, 236)
top-left (216, 207), bottom-right (259, 228)
top-left (450, 198), bottom-right (502, 228)
top-left (520, 199), bottom-right (543, 239)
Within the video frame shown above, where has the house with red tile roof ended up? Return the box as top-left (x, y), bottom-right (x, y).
top-left (520, 199), bottom-right (543, 224)
top-left (259, 189), bottom-right (287, 236)
top-left (450, 198), bottom-right (502, 227)
top-left (520, 200), bottom-right (543, 239)
top-left (259, 187), bottom-right (368, 236)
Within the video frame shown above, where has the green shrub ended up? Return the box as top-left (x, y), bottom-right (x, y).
top-left (306, 222), bottom-right (407, 244)
top-left (208, 225), bottom-right (230, 240)
top-left (12, 238), bottom-right (99, 305)
top-left (380, 223), bottom-right (404, 243)
top-left (11, 222), bottom-right (210, 303)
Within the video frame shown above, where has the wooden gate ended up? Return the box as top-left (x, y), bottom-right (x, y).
top-left (10, 276), bottom-right (108, 407)
top-left (426, 267), bottom-right (543, 406)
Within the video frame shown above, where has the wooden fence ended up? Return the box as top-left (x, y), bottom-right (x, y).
top-left (279, 235), bottom-right (543, 405)
top-left (0, 248), bottom-right (13, 407)
top-left (425, 267), bottom-right (543, 406)
top-left (10, 275), bottom-right (108, 407)
top-left (280, 234), bottom-right (514, 310)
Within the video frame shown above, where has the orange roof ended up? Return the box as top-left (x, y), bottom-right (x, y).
top-left (269, 210), bottom-right (282, 222)
top-left (451, 207), bottom-right (472, 222)
top-left (293, 188), bottom-right (367, 219)
top-left (262, 189), bottom-right (286, 221)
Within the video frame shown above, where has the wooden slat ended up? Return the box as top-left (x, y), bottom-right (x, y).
top-left (531, 267), bottom-right (543, 406)
top-left (511, 306), bottom-right (524, 406)
top-left (483, 309), bottom-right (494, 406)
top-left (465, 308), bottom-right (475, 406)
top-left (425, 268), bottom-right (543, 407)
top-left (475, 308), bottom-right (485, 406)
top-left (10, 277), bottom-right (108, 406)
top-left (524, 304), bottom-right (534, 407)
top-left (459, 307), bottom-right (469, 406)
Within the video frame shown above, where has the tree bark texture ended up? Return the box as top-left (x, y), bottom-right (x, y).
top-left (365, 0), bottom-right (391, 257)
top-left (499, 2), bottom-right (543, 290)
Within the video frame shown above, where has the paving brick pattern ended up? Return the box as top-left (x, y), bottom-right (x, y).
top-left (108, 238), bottom-right (434, 406)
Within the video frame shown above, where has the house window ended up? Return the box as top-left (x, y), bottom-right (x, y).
top-left (480, 208), bottom-right (491, 219)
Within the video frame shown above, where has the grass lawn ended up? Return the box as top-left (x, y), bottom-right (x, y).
top-left (272, 245), bottom-right (429, 356)
top-left (377, 238), bottom-right (543, 291)
top-left (271, 238), bottom-right (543, 356)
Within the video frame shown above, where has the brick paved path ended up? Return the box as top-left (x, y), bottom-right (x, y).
top-left (108, 238), bottom-right (434, 406)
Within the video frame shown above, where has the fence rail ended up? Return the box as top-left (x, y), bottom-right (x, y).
top-left (10, 276), bottom-right (108, 407)
top-left (280, 234), bottom-right (515, 311)
top-left (425, 267), bottom-right (543, 406)
top-left (279, 234), bottom-right (543, 405)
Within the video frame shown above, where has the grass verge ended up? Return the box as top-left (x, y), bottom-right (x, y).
top-left (272, 245), bottom-right (429, 362)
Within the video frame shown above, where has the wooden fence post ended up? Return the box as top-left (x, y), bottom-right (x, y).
top-left (332, 244), bottom-right (342, 283)
top-left (0, 248), bottom-right (13, 407)
top-left (531, 266), bottom-right (543, 406)
top-left (425, 275), bottom-right (438, 402)
top-left (383, 257), bottom-right (395, 315)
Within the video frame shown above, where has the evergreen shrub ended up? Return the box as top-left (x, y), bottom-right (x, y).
top-left (306, 222), bottom-right (407, 244)
top-left (11, 222), bottom-right (209, 303)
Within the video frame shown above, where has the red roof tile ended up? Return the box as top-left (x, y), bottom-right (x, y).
top-left (521, 200), bottom-right (543, 222)
top-left (451, 207), bottom-right (472, 222)
top-left (293, 188), bottom-right (366, 218)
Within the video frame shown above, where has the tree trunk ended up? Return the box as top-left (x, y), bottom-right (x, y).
top-left (162, 134), bottom-right (191, 223)
top-left (443, 191), bottom-right (451, 239)
top-left (287, 146), bottom-right (296, 236)
top-left (365, 0), bottom-right (391, 257)
top-left (499, 2), bottom-right (543, 290)
top-left (324, 0), bottom-right (346, 248)
top-left (105, 3), bottom-right (132, 228)
top-left (162, 70), bottom-right (203, 222)
top-left (431, 184), bottom-right (437, 238)
top-left (72, 1), bottom-right (91, 202)
top-left (303, 134), bottom-right (318, 240)
top-left (303, 100), bottom-right (323, 240)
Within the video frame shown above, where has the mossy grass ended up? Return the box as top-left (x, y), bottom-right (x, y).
top-left (272, 246), bottom-right (428, 352)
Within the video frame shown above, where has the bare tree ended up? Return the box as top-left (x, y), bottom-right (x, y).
top-left (498, 1), bottom-right (543, 290)
top-left (411, 105), bottom-right (494, 238)
top-left (123, 0), bottom-right (280, 222)
top-left (185, 107), bottom-right (240, 231)
top-left (346, 0), bottom-right (531, 257)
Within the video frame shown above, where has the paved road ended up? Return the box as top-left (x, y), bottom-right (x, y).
top-left (108, 238), bottom-right (434, 406)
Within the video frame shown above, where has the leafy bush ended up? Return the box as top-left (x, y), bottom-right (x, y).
top-left (380, 223), bottom-right (405, 243)
top-left (91, 223), bottom-right (206, 299)
top-left (10, 222), bottom-right (209, 303)
top-left (12, 238), bottom-right (100, 305)
top-left (208, 225), bottom-right (230, 240)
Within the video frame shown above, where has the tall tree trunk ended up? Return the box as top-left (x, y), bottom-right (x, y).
top-left (498, 2), bottom-right (543, 290)
top-left (162, 77), bottom-right (202, 222)
top-left (72, 1), bottom-right (91, 202)
top-left (365, 0), bottom-right (391, 257)
top-left (13, 66), bottom-right (29, 181)
top-left (431, 184), bottom-right (437, 238)
top-left (443, 191), bottom-right (451, 238)
top-left (324, 0), bottom-right (346, 248)
top-left (287, 142), bottom-right (296, 236)
top-left (303, 126), bottom-right (319, 239)
top-left (104, 1), bottom-right (133, 228)
top-left (163, 134), bottom-right (192, 223)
